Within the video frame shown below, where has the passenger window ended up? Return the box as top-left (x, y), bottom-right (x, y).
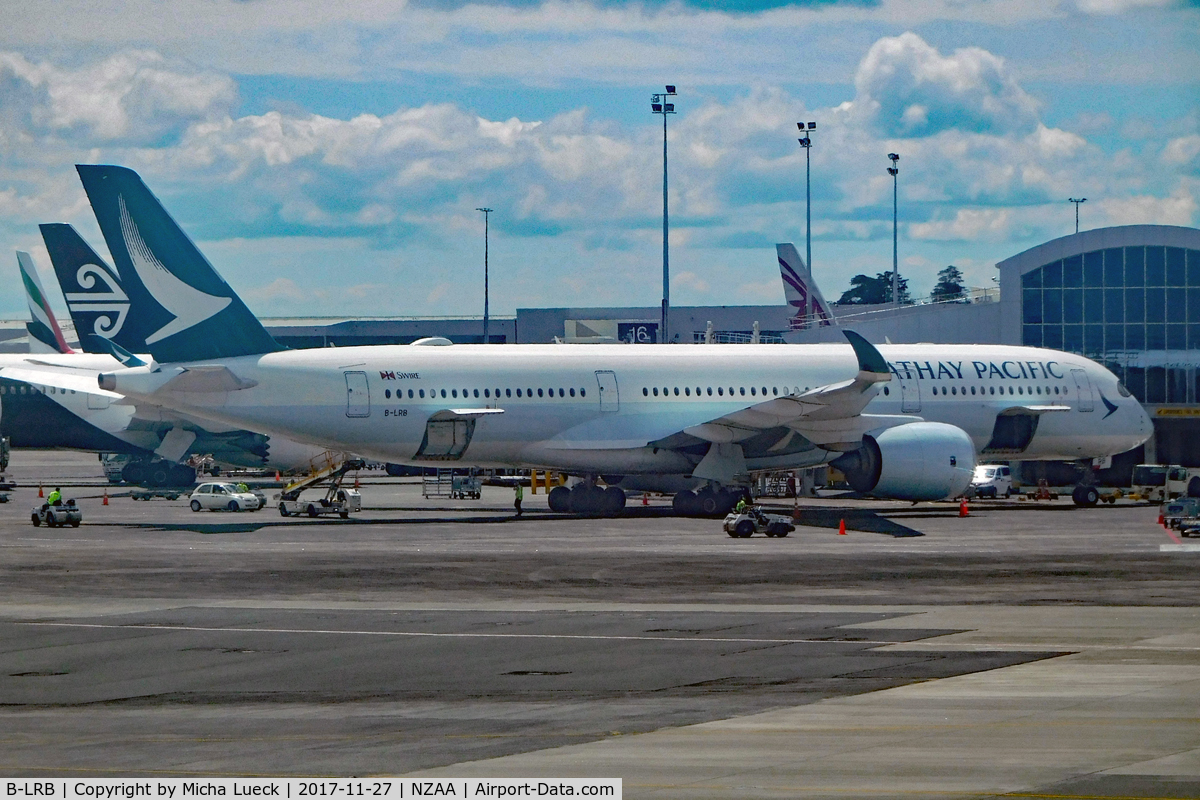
top-left (707, 387), bottom-right (713, 396)
top-left (989, 386), bottom-right (994, 395)
top-left (717, 387), bottom-right (724, 396)
top-left (653, 387), bottom-right (658, 396)
top-left (739, 387), bottom-right (746, 396)
top-left (970, 386), bottom-right (976, 395)
top-left (772, 387), bottom-right (778, 395)
top-left (558, 388), bottom-right (564, 397)
top-left (685, 387), bottom-right (691, 396)
top-left (951, 387), bottom-right (957, 395)
top-left (441, 389), bottom-right (447, 398)
top-left (452, 389), bottom-right (458, 398)
top-left (408, 389), bottom-right (414, 399)
top-left (385, 389), bottom-right (391, 399)
top-left (761, 387), bottom-right (767, 395)
top-left (538, 388), bottom-right (544, 397)
top-left (570, 388), bottom-right (575, 397)
top-left (580, 388), bottom-right (586, 397)
top-left (883, 387), bottom-right (890, 395)
top-left (673, 387), bottom-right (679, 396)
top-left (474, 389), bottom-right (480, 398)
top-left (527, 388), bottom-right (533, 397)
top-left (750, 387), bottom-right (756, 396)
top-left (506, 389), bottom-right (512, 398)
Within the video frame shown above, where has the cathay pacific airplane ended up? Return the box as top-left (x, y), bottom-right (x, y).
top-left (23, 165), bottom-right (1151, 516)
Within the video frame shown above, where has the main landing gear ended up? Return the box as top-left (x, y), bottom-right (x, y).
top-left (547, 483), bottom-right (626, 516)
top-left (672, 486), bottom-right (747, 517)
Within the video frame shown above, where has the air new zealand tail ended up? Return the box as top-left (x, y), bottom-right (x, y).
top-left (73, 164), bottom-right (283, 363)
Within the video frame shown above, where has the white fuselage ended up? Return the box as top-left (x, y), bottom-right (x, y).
top-left (110, 342), bottom-right (1153, 474)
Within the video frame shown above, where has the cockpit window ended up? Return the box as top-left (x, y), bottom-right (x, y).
top-left (1117, 382), bottom-right (1132, 398)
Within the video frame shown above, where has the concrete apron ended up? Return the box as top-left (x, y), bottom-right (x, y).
top-left (406, 604), bottom-right (1200, 799)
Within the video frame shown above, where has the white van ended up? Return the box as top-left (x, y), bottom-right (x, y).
top-left (971, 465), bottom-right (1013, 498)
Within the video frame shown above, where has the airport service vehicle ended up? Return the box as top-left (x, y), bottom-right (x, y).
top-left (1132, 464), bottom-right (1200, 503)
top-left (723, 506), bottom-right (796, 538)
top-left (277, 458), bottom-right (365, 518)
top-left (31, 500), bottom-right (81, 527)
top-left (1160, 497), bottom-right (1200, 533)
top-left (970, 464), bottom-right (1013, 498)
top-left (189, 482), bottom-right (262, 512)
top-left (27, 165), bottom-right (1154, 517)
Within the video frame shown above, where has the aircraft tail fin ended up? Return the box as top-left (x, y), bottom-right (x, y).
top-left (17, 250), bottom-right (74, 354)
top-left (776, 243), bottom-right (836, 331)
top-left (73, 164), bottom-right (283, 363)
top-left (39, 222), bottom-right (135, 356)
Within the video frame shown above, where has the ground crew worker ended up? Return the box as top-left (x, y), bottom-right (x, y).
top-left (514, 482), bottom-right (524, 517)
top-left (734, 495), bottom-right (748, 514)
top-left (47, 487), bottom-right (62, 506)
top-left (237, 482), bottom-right (250, 493)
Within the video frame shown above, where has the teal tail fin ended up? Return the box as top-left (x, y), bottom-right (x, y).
top-left (74, 164), bottom-right (282, 362)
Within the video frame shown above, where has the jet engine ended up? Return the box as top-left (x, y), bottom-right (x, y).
top-left (831, 422), bottom-right (976, 501)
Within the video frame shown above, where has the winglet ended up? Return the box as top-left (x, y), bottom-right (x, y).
top-left (844, 329), bottom-right (889, 376)
top-left (90, 334), bottom-right (148, 368)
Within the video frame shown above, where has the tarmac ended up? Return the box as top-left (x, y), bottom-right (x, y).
top-left (1, 451), bottom-right (1199, 798)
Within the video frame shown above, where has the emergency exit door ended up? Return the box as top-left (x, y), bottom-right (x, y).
top-left (595, 370), bottom-right (619, 412)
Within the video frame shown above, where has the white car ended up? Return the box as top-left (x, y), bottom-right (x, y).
top-left (970, 465), bottom-right (1013, 498)
top-left (189, 482), bottom-right (263, 512)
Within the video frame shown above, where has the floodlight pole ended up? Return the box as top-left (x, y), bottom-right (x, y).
top-left (1069, 197), bottom-right (1087, 235)
top-left (888, 153), bottom-right (900, 305)
top-left (476, 207), bottom-right (492, 344)
top-left (651, 85), bottom-right (677, 343)
top-left (797, 122), bottom-right (816, 291)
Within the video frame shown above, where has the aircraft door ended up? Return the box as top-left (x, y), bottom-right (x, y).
top-left (895, 366), bottom-right (921, 413)
top-left (415, 417), bottom-right (477, 460)
top-left (1071, 369), bottom-right (1094, 412)
top-left (345, 371), bottom-right (370, 417)
top-left (595, 370), bottom-right (618, 412)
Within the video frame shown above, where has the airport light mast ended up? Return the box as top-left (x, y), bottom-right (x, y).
top-left (887, 153), bottom-right (900, 306)
top-left (476, 207), bottom-right (492, 344)
top-left (1069, 197), bottom-right (1086, 235)
top-left (797, 121), bottom-right (816, 286)
top-left (651, 85), bottom-right (677, 343)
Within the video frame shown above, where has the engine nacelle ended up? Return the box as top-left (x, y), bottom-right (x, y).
top-left (832, 422), bottom-right (976, 501)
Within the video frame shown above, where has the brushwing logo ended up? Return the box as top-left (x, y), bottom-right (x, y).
top-left (117, 194), bottom-right (231, 344)
top-left (1098, 391), bottom-right (1118, 419)
top-left (64, 261), bottom-right (130, 340)
top-left (779, 256), bottom-right (832, 331)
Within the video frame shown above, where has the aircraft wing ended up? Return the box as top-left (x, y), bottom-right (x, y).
top-left (680, 329), bottom-right (895, 451)
top-left (0, 366), bottom-right (123, 400)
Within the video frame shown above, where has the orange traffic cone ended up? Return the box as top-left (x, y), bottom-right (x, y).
top-left (642, 493), bottom-right (649, 506)
top-left (838, 518), bottom-right (846, 535)
top-left (275, 470), bottom-right (281, 482)
top-left (102, 488), bottom-right (109, 506)
top-left (959, 498), bottom-right (970, 517)
top-left (1158, 512), bottom-right (1166, 526)
top-left (354, 475), bottom-right (360, 489)
top-left (792, 506), bottom-right (802, 522)
top-left (38, 484), bottom-right (43, 498)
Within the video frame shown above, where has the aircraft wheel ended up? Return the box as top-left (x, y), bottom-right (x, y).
top-left (170, 464), bottom-right (197, 486)
top-left (279, 503), bottom-right (290, 517)
top-left (718, 489), bottom-right (743, 516)
top-left (672, 490), bottom-right (697, 516)
top-left (122, 461), bottom-right (148, 485)
top-left (568, 486), bottom-right (598, 515)
top-left (150, 464), bottom-right (170, 487)
top-left (547, 485), bottom-right (571, 512)
top-left (735, 520), bottom-right (755, 538)
top-left (190, 500), bottom-right (202, 512)
top-left (602, 487), bottom-right (626, 515)
top-left (1072, 485), bottom-right (1100, 507)
top-left (696, 490), bottom-right (720, 517)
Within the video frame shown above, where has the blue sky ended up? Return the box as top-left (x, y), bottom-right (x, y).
top-left (0, 0), bottom-right (1195, 321)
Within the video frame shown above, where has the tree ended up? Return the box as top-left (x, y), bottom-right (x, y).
top-left (836, 272), bottom-right (912, 305)
top-left (931, 265), bottom-right (967, 303)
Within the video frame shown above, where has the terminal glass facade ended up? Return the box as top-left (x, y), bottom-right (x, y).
top-left (1021, 245), bottom-right (1200, 404)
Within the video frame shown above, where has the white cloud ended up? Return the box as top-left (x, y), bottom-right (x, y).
top-left (1074, 0), bottom-right (1177, 14)
top-left (1097, 185), bottom-right (1197, 227)
top-left (0, 50), bottom-right (234, 143)
top-left (845, 32), bottom-right (1040, 136)
top-left (1163, 134), bottom-right (1200, 172)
